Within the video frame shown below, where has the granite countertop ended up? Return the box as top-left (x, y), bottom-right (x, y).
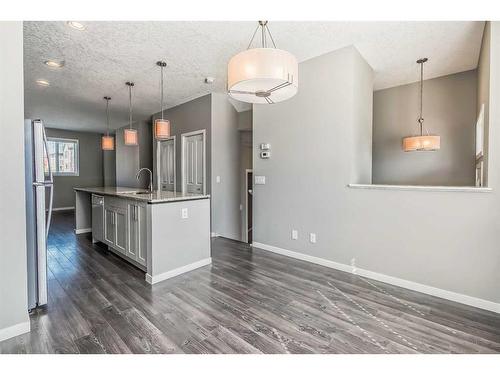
top-left (74, 186), bottom-right (210, 204)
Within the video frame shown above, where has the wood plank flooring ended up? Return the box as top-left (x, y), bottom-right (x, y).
top-left (1, 210), bottom-right (500, 353)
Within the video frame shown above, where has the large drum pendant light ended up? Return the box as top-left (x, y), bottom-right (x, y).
top-left (101, 96), bottom-right (114, 151)
top-left (154, 61), bottom-right (171, 140)
top-left (227, 21), bottom-right (298, 104)
top-left (402, 58), bottom-right (440, 152)
top-left (124, 81), bottom-right (138, 146)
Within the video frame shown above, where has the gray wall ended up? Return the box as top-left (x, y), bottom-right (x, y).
top-left (152, 94), bottom-right (212, 192)
top-left (116, 120), bottom-right (153, 188)
top-left (239, 130), bottom-right (253, 239)
top-left (211, 93), bottom-right (241, 240)
top-left (238, 109), bottom-right (253, 131)
top-left (253, 40), bottom-right (500, 305)
top-left (103, 145), bottom-right (116, 186)
top-left (0, 21), bottom-right (29, 340)
top-left (478, 22), bottom-right (491, 186)
top-left (373, 70), bottom-right (477, 186)
top-left (45, 128), bottom-right (103, 208)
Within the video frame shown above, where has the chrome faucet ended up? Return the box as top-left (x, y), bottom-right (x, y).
top-left (136, 168), bottom-right (153, 193)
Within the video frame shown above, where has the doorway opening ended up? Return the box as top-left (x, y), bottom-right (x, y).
top-left (246, 169), bottom-right (253, 244)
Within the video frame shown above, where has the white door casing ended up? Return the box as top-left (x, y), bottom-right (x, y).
top-left (182, 130), bottom-right (206, 195)
top-left (157, 137), bottom-right (176, 191)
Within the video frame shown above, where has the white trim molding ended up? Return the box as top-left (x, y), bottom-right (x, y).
top-left (211, 232), bottom-right (219, 238)
top-left (252, 242), bottom-right (500, 314)
top-left (51, 206), bottom-right (75, 212)
top-left (348, 183), bottom-right (493, 193)
top-left (145, 257), bottom-right (212, 285)
top-left (0, 320), bottom-right (30, 342)
top-left (74, 228), bottom-right (91, 234)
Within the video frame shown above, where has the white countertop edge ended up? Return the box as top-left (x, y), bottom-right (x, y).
top-left (347, 184), bottom-right (493, 193)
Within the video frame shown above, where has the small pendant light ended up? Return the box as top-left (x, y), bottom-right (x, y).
top-left (402, 58), bottom-right (440, 152)
top-left (124, 81), bottom-right (138, 146)
top-left (154, 61), bottom-right (171, 140)
top-left (101, 96), bottom-right (114, 151)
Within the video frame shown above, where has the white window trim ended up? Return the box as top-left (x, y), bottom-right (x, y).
top-left (47, 137), bottom-right (80, 177)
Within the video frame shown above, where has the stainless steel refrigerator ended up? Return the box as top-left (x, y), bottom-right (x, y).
top-left (25, 119), bottom-right (54, 310)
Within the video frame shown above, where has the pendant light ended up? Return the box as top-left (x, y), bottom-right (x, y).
top-left (402, 58), bottom-right (440, 152)
top-left (154, 61), bottom-right (171, 140)
top-left (124, 81), bottom-right (138, 146)
top-left (101, 96), bottom-right (114, 151)
top-left (227, 21), bottom-right (298, 104)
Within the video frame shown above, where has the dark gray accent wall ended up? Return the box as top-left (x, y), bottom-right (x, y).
top-left (115, 120), bottom-right (153, 189)
top-left (45, 128), bottom-right (103, 208)
top-left (372, 70), bottom-right (477, 186)
top-left (152, 94), bottom-right (212, 192)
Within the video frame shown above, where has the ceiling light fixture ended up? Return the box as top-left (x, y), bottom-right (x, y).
top-left (227, 20), bottom-right (298, 104)
top-left (44, 60), bottom-right (65, 69)
top-left (102, 96), bottom-right (114, 151)
top-left (67, 21), bottom-right (86, 31)
top-left (124, 81), bottom-right (138, 146)
top-left (154, 61), bottom-right (171, 140)
top-left (402, 58), bottom-right (440, 152)
top-left (36, 79), bottom-right (50, 87)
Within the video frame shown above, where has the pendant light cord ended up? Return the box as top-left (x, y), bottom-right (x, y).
top-left (127, 82), bottom-right (133, 130)
top-left (160, 65), bottom-right (164, 120)
top-left (105, 97), bottom-right (111, 136)
top-left (419, 61), bottom-right (424, 136)
top-left (247, 21), bottom-right (277, 49)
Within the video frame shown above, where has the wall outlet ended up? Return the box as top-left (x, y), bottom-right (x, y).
top-left (216, 176), bottom-right (221, 183)
top-left (255, 175), bottom-right (266, 185)
top-left (239, 204), bottom-right (243, 211)
top-left (291, 229), bottom-right (298, 240)
top-left (309, 233), bottom-right (316, 244)
top-left (351, 258), bottom-right (357, 274)
top-left (181, 208), bottom-right (188, 219)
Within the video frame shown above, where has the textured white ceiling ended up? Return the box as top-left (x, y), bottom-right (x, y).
top-left (24, 21), bottom-right (485, 133)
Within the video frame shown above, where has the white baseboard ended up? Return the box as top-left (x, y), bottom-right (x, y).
top-left (145, 257), bottom-right (212, 284)
top-left (0, 320), bottom-right (30, 342)
top-left (252, 241), bottom-right (500, 314)
top-left (51, 206), bottom-right (75, 212)
top-left (211, 232), bottom-right (219, 238)
top-left (74, 228), bottom-right (91, 234)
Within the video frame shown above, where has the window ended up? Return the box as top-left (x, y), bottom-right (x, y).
top-left (44, 137), bottom-right (79, 176)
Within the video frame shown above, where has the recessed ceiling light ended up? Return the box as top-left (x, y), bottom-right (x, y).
top-left (204, 77), bottom-right (215, 84)
top-left (36, 79), bottom-right (50, 87)
top-left (66, 21), bottom-right (86, 31)
top-left (44, 60), bottom-right (65, 68)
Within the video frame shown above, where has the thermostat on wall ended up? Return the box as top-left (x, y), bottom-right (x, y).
top-left (260, 143), bottom-right (271, 150)
top-left (260, 151), bottom-right (271, 159)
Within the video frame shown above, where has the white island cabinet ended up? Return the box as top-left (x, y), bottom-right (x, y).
top-left (74, 187), bottom-right (211, 284)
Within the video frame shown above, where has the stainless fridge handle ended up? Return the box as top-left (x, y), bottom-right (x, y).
top-left (42, 123), bottom-right (53, 238)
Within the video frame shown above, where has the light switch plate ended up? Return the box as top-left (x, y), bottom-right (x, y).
top-left (310, 233), bottom-right (317, 243)
top-left (216, 176), bottom-right (221, 183)
top-left (181, 208), bottom-right (188, 219)
top-left (291, 229), bottom-right (298, 240)
top-left (255, 175), bottom-right (266, 185)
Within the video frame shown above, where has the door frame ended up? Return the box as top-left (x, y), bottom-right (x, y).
top-left (156, 136), bottom-right (176, 191)
top-left (181, 129), bottom-right (206, 195)
top-left (245, 169), bottom-right (253, 244)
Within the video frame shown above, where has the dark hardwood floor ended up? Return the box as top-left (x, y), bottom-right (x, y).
top-left (2, 210), bottom-right (500, 354)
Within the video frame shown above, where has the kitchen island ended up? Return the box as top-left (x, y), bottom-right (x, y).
top-left (74, 187), bottom-right (211, 284)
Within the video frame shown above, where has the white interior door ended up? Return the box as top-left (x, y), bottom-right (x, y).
top-left (158, 138), bottom-right (175, 191)
top-left (183, 132), bottom-right (205, 194)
